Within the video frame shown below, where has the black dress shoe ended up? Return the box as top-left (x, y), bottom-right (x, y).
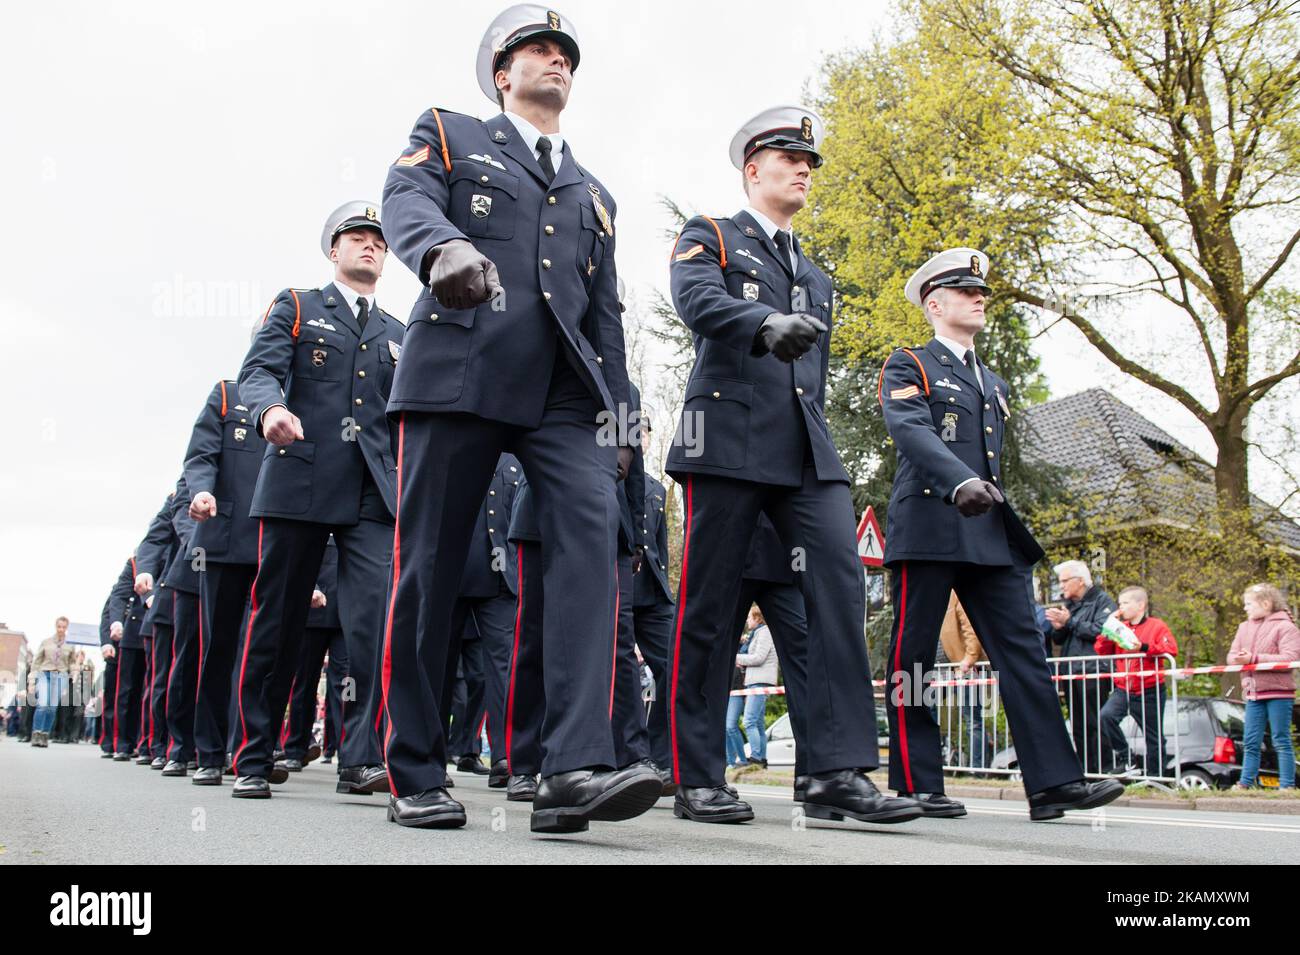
top-left (1029, 778), bottom-right (1124, 821)
top-left (223, 760), bottom-right (235, 776)
top-left (269, 762), bottom-right (290, 785)
top-left (531, 765), bottom-right (663, 833)
top-left (899, 792), bottom-right (967, 817)
top-left (100, 751), bottom-right (115, 759)
top-left (336, 764), bottom-right (388, 795)
top-left (161, 760), bottom-right (188, 777)
top-left (232, 775), bottom-right (271, 799)
top-left (794, 775), bottom-right (809, 802)
top-left (150, 756), bottom-right (166, 770)
top-left (192, 767), bottom-right (223, 785)
top-left (283, 758), bottom-right (304, 772)
top-left (746, 756), bottom-right (768, 768)
top-left (305, 742), bottom-right (322, 764)
top-left (187, 759), bottom-right (198, 770)
top-left (658, 768), bottom-right (677, 797)
top-left (387, 789), bottom-right (466, 828)
top-left (135, 753), bottom-right (153, 765)
top-left (488, 759), bottom-right (509, 788)
top-left (455, 755), bottom-right (489, 775)
top-left (321, 754), bottom-right (333, 764)
top-left (506, 774), bottom-right (539, 802)
top-left (113, 752), bottom-right (131, 762)
top-left (804, 770), bottom-right (923, 824)
top-left (674, 785), bottom-right (755, 823)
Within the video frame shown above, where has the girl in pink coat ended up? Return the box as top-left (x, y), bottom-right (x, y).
top-left (1228, 584), bottom-right (1300, 788)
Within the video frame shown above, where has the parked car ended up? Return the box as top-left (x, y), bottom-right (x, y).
top-left (764, 700), bottom-right (891, 768)
top-left (990, 696), bottom-right (1285, 789)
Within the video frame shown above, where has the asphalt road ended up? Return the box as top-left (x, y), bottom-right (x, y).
top-left (4, 740), bottom-right (1298, 864)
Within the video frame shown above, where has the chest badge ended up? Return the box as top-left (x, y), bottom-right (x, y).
top-left (493, 129), bottom-right (508, 142)
top-left (311, 348), bottom-right (327, 367)
top-left (234, 427), bottom-right (247, 442)
top-left (934, 377), bottom-right (962, 392)
top-left (995, 384), bottom-right (1011, 419)
top-left (588, 184), bottom-right (614, 235)
top-left (388, 340), bottom-right (402, 361)
top-left (471, 194), bottom-right (492, 218)
top-left (743, 225), bottom-right (758, 237)
top-left (941, 412), bottom-right (959, 443)
top-left (742, 282), bottom-right (760, 301)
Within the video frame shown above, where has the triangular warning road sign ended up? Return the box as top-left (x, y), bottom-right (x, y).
top-left (856, 506), bottom-right (885, 567)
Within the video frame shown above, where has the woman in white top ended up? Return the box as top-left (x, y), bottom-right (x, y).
top-left (737, 607), bottom-right (778, 767)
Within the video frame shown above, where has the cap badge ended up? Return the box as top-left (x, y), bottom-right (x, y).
top-left (547, 10), bottom-right (561, 29)
top-left (800, 117), bottom-right (813, 143)
top-left (365, 207), bottom-right (378, 221)
top-left (970, 255), bottom-right (982, 277)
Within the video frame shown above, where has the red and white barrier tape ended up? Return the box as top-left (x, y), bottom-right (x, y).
top-left (729, 660), bottom-right (1300, 696)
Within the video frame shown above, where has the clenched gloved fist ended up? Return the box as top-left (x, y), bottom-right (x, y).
top-left (617, 446), bottom-right (633, 482)
top-left (954, 480), bottom-right (1004, 517)
top-left (755, 312), bottom-right (827, 363)
top-left (430, 239), bottom-right (503, 311)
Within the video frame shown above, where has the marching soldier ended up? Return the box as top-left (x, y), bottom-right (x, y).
top-left (630, 417), bottom-right (676, 788)
top-left (281, 538), bottom-right (345, 772)
top-left (184, 377), bottom-right (269, 785)
top-left (665, 106), bottom-right (919, 826)
top-left (379, 4), bottom-right (659, 831)
top-left (231, 201), bottom-right (405, 798)
top-left (879, 248), bottom-right (1123, 820)
top-left (448, 453), bottom-right (523, 785)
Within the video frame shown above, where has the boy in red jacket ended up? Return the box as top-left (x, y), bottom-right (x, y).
top-left (1096, 587), bottom-right (1179, 777)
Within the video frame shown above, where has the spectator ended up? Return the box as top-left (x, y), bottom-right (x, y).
top-left (65, 651), bottom-right (93, 744)
top-left (939, 593), bottom-right (990, 769)
top-left (1095, 587), bottom-right (1178, 777)
top-left (16, 642), bottom-right (34, 742)
top-left (737, 606), bottom-right (777, 769)
top-left (724, 633), bottom-right (749, 770)
top-left (1046, 560), bottom-right (1118, 774)
top-left (83, 679), bottom-right (103, 743)
top-left (1229, 583), bottom-right (1299, 790)
top-left (30, 616), bottom-right (75, 748)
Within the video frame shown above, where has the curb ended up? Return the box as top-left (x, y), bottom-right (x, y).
top-left (943, 783), bottom-right (1300, 815)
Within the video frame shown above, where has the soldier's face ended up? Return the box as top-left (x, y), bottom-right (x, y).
top-left (747, 150), bottom-right (813, 213)
top-left (640, 427), bottom-right (651, 456)
top-left (498, 39), bottom-right (572, 109)
top-left (331, 228), bottom-right (387, 282)
top-left (930, 287), bottom-right (986, 333)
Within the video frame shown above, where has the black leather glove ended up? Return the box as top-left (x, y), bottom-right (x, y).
top-left (755, 312), bottom-right (827, 362)
top-left (429, 239), bottom-right (502, 311)
top-left (954, 480), bottom-right (1005, 517)
top-left (617, 446), bottom-right (633, 482)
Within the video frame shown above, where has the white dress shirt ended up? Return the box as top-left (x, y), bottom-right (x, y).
top-left (332, 278), bottom-right (376, 321)
top-left (504, 111), bottom-right (565, 174)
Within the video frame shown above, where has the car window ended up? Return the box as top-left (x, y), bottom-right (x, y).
top-left (1210, 700), bottom-right (1246, 737)
top-left (767, 714), bottom-right (790, 741)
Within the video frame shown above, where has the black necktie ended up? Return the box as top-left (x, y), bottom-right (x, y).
top-left (536, 136), bottom-right (556, 184)
top-left (774, 229), bottom-right (794, 277)
top-left (356, 297), bottom-right (369, 333)
top-left (964, 349), bottom-right (983, 393)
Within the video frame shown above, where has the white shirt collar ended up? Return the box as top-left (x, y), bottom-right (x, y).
top-left (504, 111), bottom-right (564, 170)
top-left (331, 279), bottom-right (376, 319)
top-left (740, 206), bottom-right (798, 269)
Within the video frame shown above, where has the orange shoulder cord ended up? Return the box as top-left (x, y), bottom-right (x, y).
top-left (289, 289), bottom-right (302, 339)
top-left (877, 348), bottom-right (931, 403)
top-left (430, 109), bottom-right (452, 172)
top-left (699, 215), bottom-right (727, 268)
top-left (218, 381), bottom-right (228, 418)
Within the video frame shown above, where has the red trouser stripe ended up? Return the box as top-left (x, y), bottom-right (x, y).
top-left (379, 414), bottom-right (406, 796)
top-left (608, 563), bottom-right (620, 718)
top-left (668, 475), bottom-right (694, 784)
top-left (111, 652), bottom-right (123, 753)
top-left (164, 591), bottom-right (179, 756)
top-left (892, 563), bottom-right (914, 792)
top-left (233, 519), bottom-right (265, 775)
top-left (505, 547), bottom-right (524, 774)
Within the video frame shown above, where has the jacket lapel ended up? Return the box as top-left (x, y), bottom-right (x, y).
top-left (486, 114), bottom-right (550, 188)
top-left (320, 283), bottom-right (361, 339)
top-left (733, 210), bottom-right (788, 279)
top-left (925, 338), bottom-right (981, 393)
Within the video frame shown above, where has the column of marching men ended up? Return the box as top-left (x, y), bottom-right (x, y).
top-left (93, 2), bottom-right (1127, 834)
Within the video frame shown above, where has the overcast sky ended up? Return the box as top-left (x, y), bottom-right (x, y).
top-left (2, 0), bottom-right (1279, 642)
